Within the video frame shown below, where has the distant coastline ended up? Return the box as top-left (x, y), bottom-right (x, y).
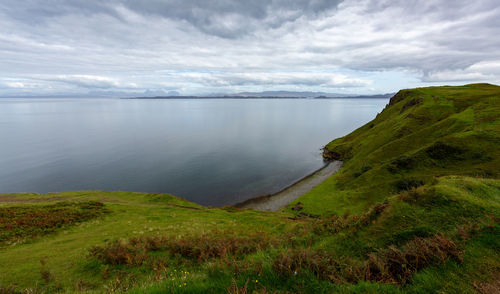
top-left (128, 93), bottom-right (394, 100)
top-left (0, 93), bottom-right (394, 100)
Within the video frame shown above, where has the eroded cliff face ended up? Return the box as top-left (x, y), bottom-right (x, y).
top-left (322, 142), bottom-right (353, 161)
top-left (322, 147), bottom-right (343, 161)
top-left (388, 89), bottom-right (410, 106)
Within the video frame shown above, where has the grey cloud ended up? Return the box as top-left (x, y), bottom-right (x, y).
top-left (184, 72), bottom-right (370, 88)
top-left (0, 1), bottom-right (115, 25)
top-left (302, 0), bottom-right (500, 78)
top-left (121, 0), bottom-right (343, 38)
top-left (1, 0), bottom-right (343, 38)
top-left (0, 0), bottom-right (499, 96)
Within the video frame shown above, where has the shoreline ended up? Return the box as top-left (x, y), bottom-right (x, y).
top-left (234, 160), bottom-right (342, 211)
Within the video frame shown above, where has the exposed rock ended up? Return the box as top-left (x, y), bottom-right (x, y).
top-left (291, 202), bottom-right (303, 211)
top-left (322, 148), bottom-right (343, 161)
top-left (388, 90), bottom-right (410, 106)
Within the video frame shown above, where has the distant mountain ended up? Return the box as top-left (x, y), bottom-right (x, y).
top-left (231, 91), bottom-right (347, 98)
top-left (132, 91), bottom-right (395, 99)
top-left (0, 90), bottom-right (394, 99)
top-left (314, 93), bottom-right (395, 99)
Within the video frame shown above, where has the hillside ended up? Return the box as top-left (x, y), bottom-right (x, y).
top-left (0, 84), bottom-right (499, 293)
top-left (294, 83), bottom-right (500, 215)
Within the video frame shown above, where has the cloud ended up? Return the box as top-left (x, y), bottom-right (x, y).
top-left (1, 75), bottom-right (126, 93)
top-left (120, 0), bottom-right (343, 38)
top-left (423, 61), bottom-right (500, 82)
top-left (0, 0), bottom-right (498, 95)
top-left (173, 72), bottom-right (371, 87)
top-left (32, 75), bottom-right (121, 89)
top-left (4, 82), bottom-right (27, 88)
top-left (0, 0), bottom-right (343, 39)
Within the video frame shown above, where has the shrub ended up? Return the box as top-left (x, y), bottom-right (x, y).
top-left (361, 165), bottom-right (373, 173)
top-left (398, 187), bottom-right (456, 208)
top-left (399, 187), bottom-right (423, 203)
top-left (391, 226), bottom-right (435, 245)
top-left (89, 239), bottom-right (148, 266)
top-left (395, 178), bottom-right (425, 191)
top-left (425, 142), bottom-right (463, 160)
top-left (273, 248), bottom-right (354, 283)
top-left (0, 201), bottom-right (109, 244)
top-left (0, 285), bottom-right (20, 294)
top-left (273, 235), bottom-right (462, 285)
top-left (40, 268), bottom-right (53, 284)
top-left (90, 232), bottom-right (277, 266)
top-left (357, 202), bottom-right (390, 226)
top-left (353, 165), bottom-right (372, 178)
top-left (74, 280), bottom-right (96, 292)
top-left (313, 202), bottom-right (389, 235)
top-left (387, 156), bottom-right (415, 173)
top-left (227, 279), bottom-right (249, 294)
top-left (364, 234), bottom-right (462, 284)
top-left (312, 215), bottom-right (350, 235)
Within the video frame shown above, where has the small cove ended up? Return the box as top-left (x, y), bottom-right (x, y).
top-left (0, 98), bottom-right (387, 206)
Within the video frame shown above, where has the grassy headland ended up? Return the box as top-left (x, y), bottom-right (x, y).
top-left (0, 83), bottom-right (499, 293)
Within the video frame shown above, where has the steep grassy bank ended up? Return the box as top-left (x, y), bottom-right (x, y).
top-left (294, 83), bottom-right (499, 216)
top-left (0, 84), bottom-right (499, 293)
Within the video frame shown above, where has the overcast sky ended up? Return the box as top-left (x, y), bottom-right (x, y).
top-left (0, 0), bottom-right (499, 96)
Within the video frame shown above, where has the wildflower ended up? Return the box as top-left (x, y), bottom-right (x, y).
top-left (255, 279), bottom-right (259, 283)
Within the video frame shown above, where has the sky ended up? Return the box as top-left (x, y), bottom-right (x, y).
top-left (0, 0), bottom-right (499, 96)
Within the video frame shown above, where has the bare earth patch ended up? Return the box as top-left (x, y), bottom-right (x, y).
top-left (474, 272), bottom-right (500, 294)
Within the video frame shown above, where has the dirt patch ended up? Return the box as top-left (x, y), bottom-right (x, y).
top-left (474, 272), bottom-right (500, 294)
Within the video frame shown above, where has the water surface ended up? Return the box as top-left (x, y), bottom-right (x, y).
top-left (0, 98), bottom-right (387, 206)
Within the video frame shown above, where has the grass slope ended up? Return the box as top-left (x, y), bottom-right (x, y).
top-left (294, 83), bottom-right (500, 216)
top-left (0, 84), bottom-right (499, 293)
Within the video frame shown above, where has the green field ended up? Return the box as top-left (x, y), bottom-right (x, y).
top-left (1, 84), bottom-right (499, 293)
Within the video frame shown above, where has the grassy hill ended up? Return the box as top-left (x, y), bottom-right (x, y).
top-left (1, 84), bottom-right (499, 293)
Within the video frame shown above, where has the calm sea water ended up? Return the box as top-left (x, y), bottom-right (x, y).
top-left (0, 98), bottom-right (387, 206)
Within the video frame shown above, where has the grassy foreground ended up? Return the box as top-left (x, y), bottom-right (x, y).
top-left (1, 83), bottom-right (499, 293)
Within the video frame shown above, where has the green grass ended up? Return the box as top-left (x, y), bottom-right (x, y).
top-left (296, 83), bottom-right (500, 216)
top-left (0, 83), bottom-right (499, 293)
top-left (0, 192), bottom-right (295, 292)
